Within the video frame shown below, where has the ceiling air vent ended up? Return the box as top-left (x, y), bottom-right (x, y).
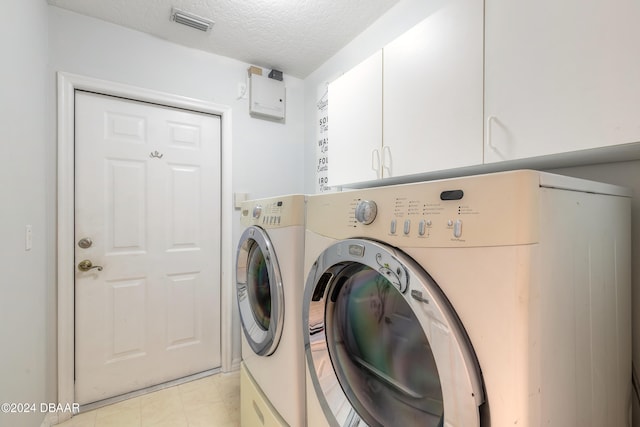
top-left (170, 8), bottom-right (214, 32)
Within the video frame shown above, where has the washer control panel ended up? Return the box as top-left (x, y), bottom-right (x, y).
top-left (307, 171), bottom-right (541, 247)
top-left (240, 195), bottom-right (305, 228)
top-left (352, 195), bottom-right (469, 240)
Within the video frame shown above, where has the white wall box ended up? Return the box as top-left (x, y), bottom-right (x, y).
top-left (484, 0), bottom-right (640, 163)
top-left (383, 0), bottom-right (484, 177)
top-left (328, 50), bottom-right (383, 187)
top-left (250, 74), bottom-right (286, 120)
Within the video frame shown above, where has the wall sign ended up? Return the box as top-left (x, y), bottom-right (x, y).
top-left (316, 84), bottom-right (330, 193)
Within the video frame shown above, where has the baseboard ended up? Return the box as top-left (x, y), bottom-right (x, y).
top-left (40, 411), bottom-right (59, 427)
top-left (230, 356), bottom-right (242, 372)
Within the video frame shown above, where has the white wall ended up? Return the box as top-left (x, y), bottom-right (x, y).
top-left (0, 1), bottom-right (55, 427)
top-left (48, 7), bottom-right (305, 199)
top-left (48, 6), bottom-right (305, 374)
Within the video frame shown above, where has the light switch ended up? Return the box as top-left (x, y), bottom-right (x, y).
top-left (25, 225), bottom-right (32, 251)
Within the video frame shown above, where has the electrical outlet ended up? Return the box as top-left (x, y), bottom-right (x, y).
top-left (234, 192), bottom-right (249, 209)
top-left (237, 82), bottom-right (247, 99)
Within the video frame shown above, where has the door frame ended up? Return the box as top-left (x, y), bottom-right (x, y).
top-left (56, 72), bottom-right (234, 417)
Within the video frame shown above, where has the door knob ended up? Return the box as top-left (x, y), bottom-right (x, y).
top-left (78, 259), bottom-right (103, 272)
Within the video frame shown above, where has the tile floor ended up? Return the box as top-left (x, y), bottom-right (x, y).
top-left (56, 371), bottom-right (240, 427)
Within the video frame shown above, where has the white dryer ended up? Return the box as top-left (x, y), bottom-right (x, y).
top-left (236, 195), bottom-right (306, 427)
top-left (302, 170), bottom-right (632, 426)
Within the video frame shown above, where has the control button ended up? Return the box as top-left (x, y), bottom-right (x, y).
top-left (277, 216), bottom-right (281, 225)
top-left (355, 200), bottom-right (378, 225)
top-left (453, 219), bottom-right (463, 238)
top-left (390, 219), bottom-right (397, 234)
top-left (418, 220), bottom-right (426, 236)
top-left (403, 219), bottom-right (411, 235)
top-left (426, 219), bottom-right (432, 227)
top-left (252, 205), bottom-right (262, 219)
top-left (447, 219), bottom-right (454, 227)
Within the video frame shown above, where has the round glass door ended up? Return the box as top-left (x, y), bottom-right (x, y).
top-left (328, 263), bottom-right (444, 426)
top-left (304, 239), bottom-right (484, 426)
top-left (236, 226), bottom-right (284, 356)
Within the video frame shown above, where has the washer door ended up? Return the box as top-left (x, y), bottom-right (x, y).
top-left (303, 239), bottom-right (484, 427)
top-left (236, 226), bottom-right (285, 356)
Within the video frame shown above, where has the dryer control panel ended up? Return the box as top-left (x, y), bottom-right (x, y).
top-left (307, 170), bottom-right (541, 247)
top-left (240, 194), bottom-right (305, 229)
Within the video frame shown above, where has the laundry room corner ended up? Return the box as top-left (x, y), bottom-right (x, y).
top-left (301, 0), bottom-right (640, 423)
top-left (48, 4), bottom-right (306, 387)
top-left (3, 0), bottom-right (637, 425)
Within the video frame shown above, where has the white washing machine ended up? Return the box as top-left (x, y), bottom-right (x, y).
top-left (236, 195), bottom-right (306, 427)
top-left (302, 170), bottom-right (632, 426)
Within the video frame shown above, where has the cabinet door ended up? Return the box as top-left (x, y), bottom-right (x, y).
top-left (328, 50), bottom-right (383, 187)
top-left (383, 0), bottom-right (484, 177)
top-left (485, 0), bottom-right (640, 163)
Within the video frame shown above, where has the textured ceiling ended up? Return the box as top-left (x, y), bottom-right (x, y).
top-left (47, 0), bottom-right (401, 78)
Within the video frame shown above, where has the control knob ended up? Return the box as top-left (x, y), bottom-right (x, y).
top-left (355, 200), bottom-right (378, 225)
top-left (252, 205), bottom-right (263, 219)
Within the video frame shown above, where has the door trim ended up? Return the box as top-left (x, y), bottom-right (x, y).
top-left (56, 72), bottom-right (234, 419)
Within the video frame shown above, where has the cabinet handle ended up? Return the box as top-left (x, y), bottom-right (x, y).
top-left (486, 115), bottom-right (498, 152)
top-left (382, 146), bottom-right (392, 177)
top-left (371, 149), bottom-right (381, 179)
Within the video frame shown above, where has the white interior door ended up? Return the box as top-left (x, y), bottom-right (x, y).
top-left (74, 91), bottom-right (222, 404)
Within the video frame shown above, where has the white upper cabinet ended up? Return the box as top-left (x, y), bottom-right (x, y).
top-left (328, 0), bottom-right (640, 186)
top-left (383, 0), bottom-right (484, 177)
top-left (328, 50), bottom-right (383, 187)
top-left (328, 0), bottom-right (484, 187)
top-left (484, 0), bottom-right (640, 163)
